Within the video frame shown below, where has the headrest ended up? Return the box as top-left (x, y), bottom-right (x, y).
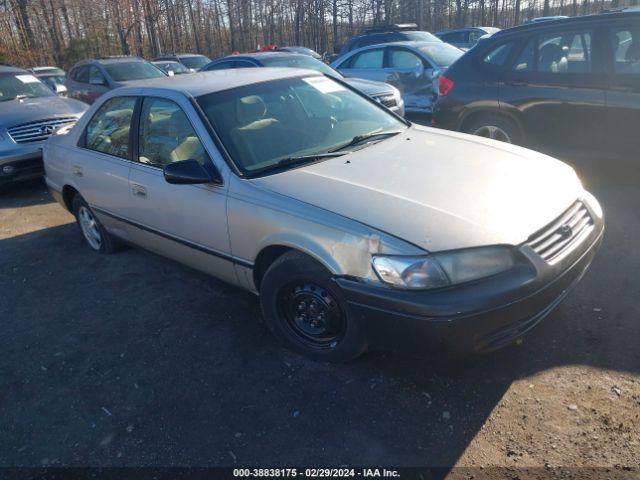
top-left (236, 95), bottom-right (267, 125)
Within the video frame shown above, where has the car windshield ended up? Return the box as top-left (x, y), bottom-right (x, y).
top-left (418, 43), bottom-right (464, 66)
top-left (260, 56), bottom-right (339, 77)
top-left (180, 55), bottom-right (211, 70)
top-left (0, 73), bottom-right (54, 101)
top-left (404, 31), bottom-right (441, 42)
top-left (39, 75), bottom-right (66, 90)
top-left (103, 62), bottom-right (165, 81)
top-left (197, 75), bottom-right (406, 176)
top-left (34, 67), bottom-right (65, 75)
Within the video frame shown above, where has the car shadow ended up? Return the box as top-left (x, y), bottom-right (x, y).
top-left (0, 157), bottom-right (637, 470)
top-left (0, 178), bottom-right (54, 209)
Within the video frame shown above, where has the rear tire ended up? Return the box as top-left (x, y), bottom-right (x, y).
top-left (260, 251), bottom-right (367, 362)
top-left (72, 195), bottom-right (120, 254)
top-left (466, 115), bottom-right (522, 145)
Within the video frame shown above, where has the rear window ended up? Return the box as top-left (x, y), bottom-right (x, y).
top-left (417, 43), bottom-right (464, 67)
top-left (103, 62), bottom-right (165, 81)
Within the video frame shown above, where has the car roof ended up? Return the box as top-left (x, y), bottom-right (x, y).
top-left (494, 9), bottom-right (640, 37)
top-left (73, 57), bottom-right (147, 67)
top-left (0, 65), bottom-right (26, 74)
top-left (224, 51), bottom-right (308, 61)
top-left (115, 67), bottom-right (321, 97)
top-left (346, 40), bottom-right (444, 54)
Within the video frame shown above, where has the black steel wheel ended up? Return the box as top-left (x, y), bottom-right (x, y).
top-left (260, 251), bottom-right (367, 362)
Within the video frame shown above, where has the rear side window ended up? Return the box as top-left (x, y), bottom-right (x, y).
top-left (611, 25), bottom-right (640, 74)
top-left (482, 42), bottom-right (515, 66)
top-left (84, 96), bottom-right (136, 159)
top-left (513, 30), bottom-right (593, 74)
top-left (538, 31), bottom-right (592, 73)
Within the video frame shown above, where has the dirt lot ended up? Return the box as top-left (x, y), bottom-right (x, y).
top-left (0, 153), bottom-right (638, 475)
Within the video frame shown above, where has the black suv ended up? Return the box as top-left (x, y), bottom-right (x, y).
top-left (433, 9), bottom-right (640, 156)
top-left (336, 24), bottom-right (441, 57)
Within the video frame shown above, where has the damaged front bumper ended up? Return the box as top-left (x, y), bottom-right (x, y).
top-left (334, 221), bottom-right (604, 354)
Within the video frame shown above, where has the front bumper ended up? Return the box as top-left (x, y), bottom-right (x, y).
top-left (336, 217), bottom-right (604, 354)
top-left (0, 146), bottom-right (44, 185)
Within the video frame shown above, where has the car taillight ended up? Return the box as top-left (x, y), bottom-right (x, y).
top-left (438, 75), bottom-right (454, 96)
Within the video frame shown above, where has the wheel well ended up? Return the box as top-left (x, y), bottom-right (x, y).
top-left (62, 185), bottom-right (79, 212)
top-left (252, 245), bottom-right (294, 292)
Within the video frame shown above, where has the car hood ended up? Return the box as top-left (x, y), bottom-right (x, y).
top-left (0, 96), bottom-right (87, 129)
top-left (342, 77), bottom-right (395, 96)
top-left (251, 126), bottom-right (583, 252)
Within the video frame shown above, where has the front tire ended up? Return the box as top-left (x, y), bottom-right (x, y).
top-left (466, 115), bottom-right (522, 145)
top-left (260, 251), bottom-right (367, 362)
top-left (72, 195), bottom-right (120, 254)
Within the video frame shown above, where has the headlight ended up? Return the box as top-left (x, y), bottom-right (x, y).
top-left (372, 246), bottom-right (515, 290)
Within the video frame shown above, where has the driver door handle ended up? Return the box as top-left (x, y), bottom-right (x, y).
top-left (132, 184), bottom-right (147, 198)
top-left (509, 80), bottom-right (529, 87)
top-left (72, 165), bottom-right (83, 177)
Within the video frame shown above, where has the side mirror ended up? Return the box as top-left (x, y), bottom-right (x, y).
top-left (55, 84), bottom-right (68, 95)
top-left (163, 159), bottom-right (220, 185)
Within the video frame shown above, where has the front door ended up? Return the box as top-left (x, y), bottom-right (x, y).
top-left (126, 95), bottom-right (237, 285)
top-left (500, 28), bottom-right (607, 154)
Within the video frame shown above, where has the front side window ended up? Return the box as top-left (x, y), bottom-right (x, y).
top-left (85, 96), bottom-right (136, 158)
top-left (138, 98), bottom-right (208, 167)
top-left (611, 26), bottom-right (640, 74)
top-left (388, 49), bottom-right (423, 69)
top-left (0, 73), bottom-right (54, 101)
top-left (197, 75), bottom-right (406, 175)
top-left (103, 62), bottom-right (165, 82)
top-left (349, 49), bottom-right (384, 69)
top-left (89, 66), bottom-right (106, 85)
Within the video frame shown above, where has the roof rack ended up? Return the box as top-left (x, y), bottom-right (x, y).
top-left (96, 55), bottom-right (141, 60)
top-left (363, 23), bottom-right (418, 34)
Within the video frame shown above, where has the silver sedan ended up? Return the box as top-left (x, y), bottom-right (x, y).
top-left (331, 41), bottom-right (463, 114)
top-left (44, 68), bottom-right (603, 362)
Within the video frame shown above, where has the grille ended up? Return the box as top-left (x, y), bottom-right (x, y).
top-left (7, 117), bottom-right (77, 144)
top-left (374, 94), bottom-right (397, 108)
top-left (527, 201), bottom-right (594, 264)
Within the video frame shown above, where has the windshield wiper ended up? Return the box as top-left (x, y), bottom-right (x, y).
top-left (1, 94), bottom-right (28, 102)
top-left (329, 130), bottom-right (404, 153)
top-left (249, 151), bottom-right (350, 177)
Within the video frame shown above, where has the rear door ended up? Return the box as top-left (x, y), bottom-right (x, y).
top-left (126, 94), bottom-right (236, 284)
top-left (67, 66), bottom-right (90, 103)
top-left (385, 46), bottom-right (435, 111)
top-left (73, 95), bottom-right (137, 240)
top-left (604, 18), bottom-right (640, 156)
top-left (335, 47), bottom-right (387, 83)
top-left (500, 26), bottom-right (607, 153)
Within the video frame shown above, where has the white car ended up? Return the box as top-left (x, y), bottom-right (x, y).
top-left (44, 68), bottom-right (604, 361)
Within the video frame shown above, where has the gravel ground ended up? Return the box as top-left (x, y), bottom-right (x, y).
top-left (0, 154), bottom-right (638, 475)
